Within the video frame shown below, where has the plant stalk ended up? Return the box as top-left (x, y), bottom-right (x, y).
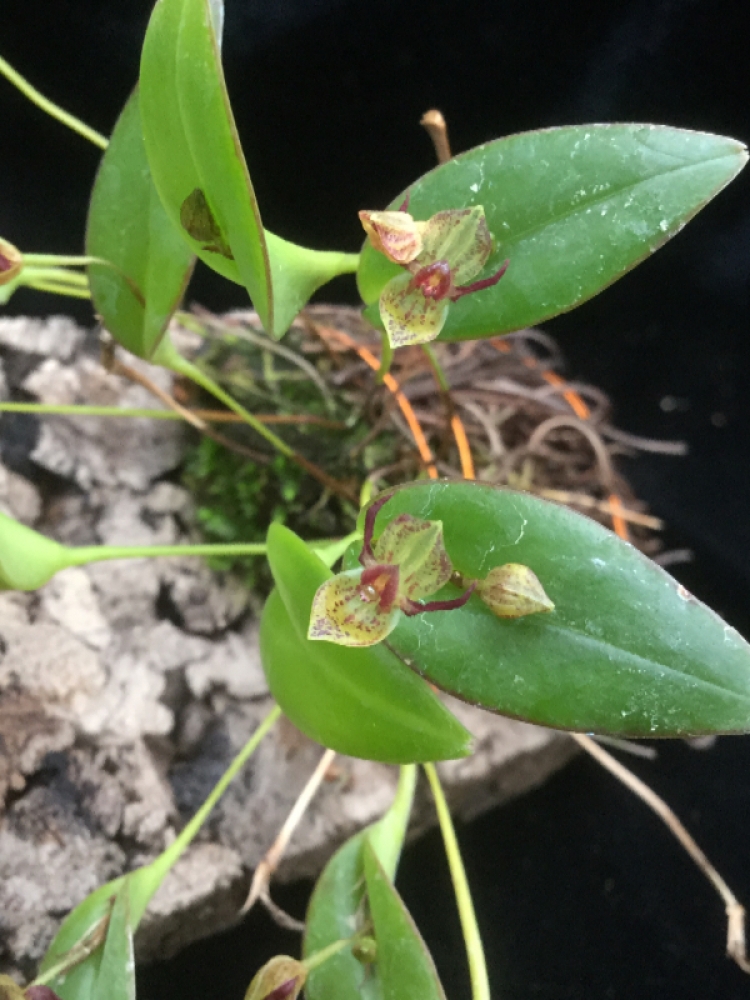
top-left (0, 53), bottom-right (108, 149)
top-left (424, 762), bottom-right (491, 1000)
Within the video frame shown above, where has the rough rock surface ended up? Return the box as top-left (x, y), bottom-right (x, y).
top-left (0, 315), bottom-right (576, 978)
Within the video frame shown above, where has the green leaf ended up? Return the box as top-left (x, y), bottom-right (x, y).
top-left (358, 125), bottom-right (748, 340)
top-left (367, 765), bottom-right (417, 882)
top-left (92, 884), bottom-right (135, 1000)
top-left (261, 524), bottom-right (472, 762)
top-left (304, 832), bottom-right (378, 1000)
top-left (139, 0), bottom-right (357, 337)
top-left (303, 769), bottom-right (415, 1000)
top-left (353, 482), bottom-right (750, 736)
top-left (0, 511), bottom-right (69, 591)
top-left (39, 882), bottom-right (121, 1000)
top-left (362, 841), bottom-right (447, 1000)
top-left (85, 89), bottom-right (194, 360)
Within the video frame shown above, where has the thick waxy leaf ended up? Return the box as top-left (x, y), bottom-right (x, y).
top-left (358, 125), bottom-right (748, 341)
top-left (304, 832), bottom-right (377, 1000)
top-left (362, 842), bottom-right (447, 1000)
top-left (86, 89), bottom-right (194, 360)
top-left (303, 769), bottom-right (416, 1000)
top-left (92, 884), bottom-right (135, 1000)
top-left (140, 0), bottom-right (356, 336)
top-left (262, 523), bottom-right (471, 762)
top-left (0, 511), bottom-right (69, 590)
top-left (352, 482), bottom-right (750, 736)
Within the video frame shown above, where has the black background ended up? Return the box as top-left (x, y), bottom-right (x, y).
top-left (2, 1), bottom-right (750, 997)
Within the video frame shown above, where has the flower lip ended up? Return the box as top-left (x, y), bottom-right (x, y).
top-left (410, 260), bottom-right (453, 300)
top-left (360, 563), bottom-right (400, 612)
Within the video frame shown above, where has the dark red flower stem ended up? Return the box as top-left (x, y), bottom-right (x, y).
top-left (450, 259), bottom-right (510, 301)
top-left (401, 581), bottom-right (477, 616)
top-left (360, 494), bottom-right (392, 566)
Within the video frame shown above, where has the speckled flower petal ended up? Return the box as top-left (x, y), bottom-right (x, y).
top-left (308, 568), bottom-right (401, 646)
top-left (476, 563), bottom-right (555, 618)
top-left (373, 514), bottom-right (453, 602)
top-left (418, 206), bottom-right (492, 284)
top-left (359, 210), bottom-right (423, 264)
top-left (379, 272), bottom-right (449, 348)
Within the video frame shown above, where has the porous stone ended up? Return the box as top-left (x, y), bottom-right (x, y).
top-left (0, 315), bottom-right (576, 976)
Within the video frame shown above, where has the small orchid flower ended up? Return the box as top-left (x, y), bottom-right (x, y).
top-left (359, 203), bottom-right (509, 348)
top-left (308, 495), bottom-right (475, 647)
top-left (475, 563), bottom-right (554, 618)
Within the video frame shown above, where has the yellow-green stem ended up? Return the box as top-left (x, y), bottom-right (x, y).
top-left (138, 704), bottom-right (282, 914)
top-left (424, 763), bottom-right (491, 1000)
top-left (160, 343), bottom-right (298, 460)
top-left (0, 53), bottom-right (108, 149)
top-left (25, 280), bottom-right (91, 300)
top-left (0, 402), bottom-right (191, 420)
top-left (421, 343), bottom-right (451, 393)
top-left (376, 328), bottom-right (394, 382)
top-left (67, 542), bottom-right (267, 565)
top-left (302, 937), bottom-right (354, 974)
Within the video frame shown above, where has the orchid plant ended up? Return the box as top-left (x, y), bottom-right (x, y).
top-left (2, 0), bottom-right (750, 998)
top-left (308, 493), bottom-right (552, 647)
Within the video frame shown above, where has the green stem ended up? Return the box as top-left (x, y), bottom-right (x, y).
top-left (0, 402), bottom-right (189, 420)
top-left (25, 281), bottom-right (91, 300)
top-left (137, 703), bottom-right (282, 919)
top-left (302, 937), bottom-right (355, 974)
top-left (0, 53), bottom-right (108, 149)
top-left (368, 764), bottom-right (417, 881)
top-left (424, 763), bottom-right (491, 1000)
top-left (376, 328), bottom-right (394, 383)
top-left (421, 343), bottom-right (451, 393)
top-left (24, 254), bottom-right (100, 268)
top-left (67, 542), bottom-right (268, 566)
top-left (26, 266), bottom-right (88, 283)
top-left (157, 339), bottom-right (297, 460)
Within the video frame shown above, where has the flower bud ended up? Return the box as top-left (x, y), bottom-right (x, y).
top-left (476, 563), bottom-right (554, 618)
top-left (352, 936), bottom-right (378, 965)
top-left (25, 987), bottom-right (64, 1000)
top-left (244, 956), bottom-right (306, 1000)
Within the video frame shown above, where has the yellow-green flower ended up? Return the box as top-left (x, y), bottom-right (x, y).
top-left (308, 494), bottom-right (475, 647)
top-left (359, 204), bottom-right (509, 348)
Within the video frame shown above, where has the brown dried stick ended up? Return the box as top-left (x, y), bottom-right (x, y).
top-left (421, 109), bottom-right (453, 164)
top-left (242, 747), bottom-right (337, 931)
top-left (573, 733), bottom-right (750, 974)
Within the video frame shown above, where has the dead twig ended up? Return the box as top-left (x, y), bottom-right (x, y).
top-left (242, 748), bottom-right (337, 930)
top-left (573, 733), bottom-right (750, 975)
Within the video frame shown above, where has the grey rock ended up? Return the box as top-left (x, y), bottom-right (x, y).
top-left (0, 316), bottom-right (85, 361)
top-left (0, 314), bottom-right (576, 975)
top-left (0, 463), bottom-right (41, 525)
